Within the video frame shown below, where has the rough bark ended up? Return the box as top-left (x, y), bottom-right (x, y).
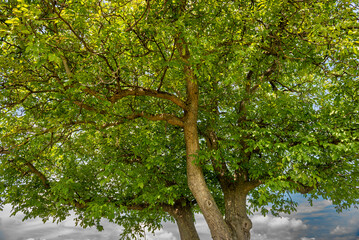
top-left (184, 121), bottom-right (232, 239)
top-left (223, 184), bottom-right (252, 240)
top-left (205, 129), bottom-right (254, 240)
top-left (167, 203), bottom-right (200, 240)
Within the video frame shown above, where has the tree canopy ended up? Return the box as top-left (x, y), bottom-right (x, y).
top-left (1, 0), bottom-right (358, 239)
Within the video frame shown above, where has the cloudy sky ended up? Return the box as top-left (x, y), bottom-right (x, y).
top-left (0, 195), bottom-right (358, 240)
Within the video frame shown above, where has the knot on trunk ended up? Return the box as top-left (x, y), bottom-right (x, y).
top-left (205, 199), bottom-right (213, 208)
top-left (242, 217), bottom-right (252, 231)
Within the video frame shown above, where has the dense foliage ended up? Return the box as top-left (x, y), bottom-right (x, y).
top-left (1, 0), bottom-right (358, 239)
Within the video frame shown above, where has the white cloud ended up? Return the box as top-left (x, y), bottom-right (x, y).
top-left (251, 233), bottom-right (270, 240)
top-left (328, 212), bottom-right (359, 238)
top-left (252, 215), bottom-right (307, 231)
top-left (251, 214), bottom-right (308, 240)
top-left (269, 216), bottom-right (307, 231)
top-left (330, 226), bottom-right (353, 235)
top-left (145, 229), bottom-right (177, 240)
top-left (349, 215), bottom-right (359, 225)
top-left (2, 202), bottom-right (358, 240)
top-left (0, 204), bottom-right (176, 240)
top-left (25, 239), bottom-right (48, 240)
top-left (0, 204), bottom-right (123, 240)
top-left (194, 214), bottom-right (211, 239)
top-left (25, 239), bottom-right (47, 240)
top-left (295, 200), bottom-right (332, 214)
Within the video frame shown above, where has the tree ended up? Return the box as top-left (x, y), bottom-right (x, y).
top-left (1, 0), bottom-right (358, 239)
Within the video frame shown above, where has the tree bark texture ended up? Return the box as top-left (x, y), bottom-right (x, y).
top-left (223, 184), bottom-right (252, 240)
top-left (167, 204), bottom-right (200, 240)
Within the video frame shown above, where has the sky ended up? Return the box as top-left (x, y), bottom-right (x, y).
top-left (0, 196), bottom-right (358, 240)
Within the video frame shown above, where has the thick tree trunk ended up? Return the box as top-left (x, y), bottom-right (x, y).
top-left (223, 184), bottom-right (252, 240)
top-left (204, 120), bottom-right (254, 239)
top-left (167, 203), bottom-right (200, 240)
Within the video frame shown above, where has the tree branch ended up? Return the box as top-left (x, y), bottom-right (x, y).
top-left (110, 87), bottom-right (187, 110)
top-left (73, 100), bottom-right (107, 115)
top-left (125, 0), bottom-right (151, 32)
top-left (127, 112), bottom-right (184, 127)
top-left (25, 162), bottom-right (50, 188)
top-left (0, 147), bottom-right (10, 154)
top-left (204, 130), bottom-right (229, 179)
top-left (286, 178), bottom-right (314, 194)
top-left (60, 55), bottom-right (73, 78)
top-left (66, 111), bottom-right (184, 128)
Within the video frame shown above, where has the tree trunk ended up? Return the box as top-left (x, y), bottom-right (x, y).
top-left (178, 39), bottom-right (232, 239)
top-left (223, 183), bottom-right (252, 240)
top-left (184, 122), bottom-right (233, 239)
top-left (183, 72), bottom-right (232, 239)
top-left (167, 203), bottom-right (200, 240)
